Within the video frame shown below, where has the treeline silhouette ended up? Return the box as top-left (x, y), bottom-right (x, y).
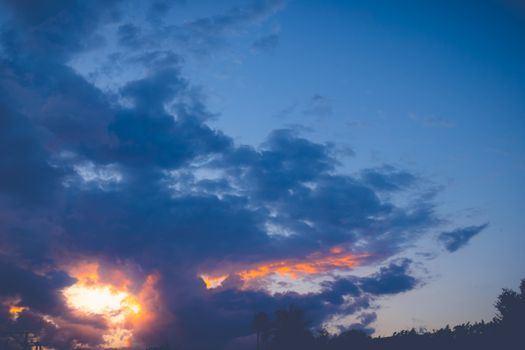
top-left (253, 278), bottom-right (525, 350)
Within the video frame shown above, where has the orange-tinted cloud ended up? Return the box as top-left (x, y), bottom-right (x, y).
top-left (202, 247), bottom-right (368, 289)
top-left (8, 305), bottom-right (27, 320)
top-left (201, 274), bottom-right (228, 289)
top-left (237, 251), bottom-right (367, 281)
top-left (63, 262), bottom-right (161, 348)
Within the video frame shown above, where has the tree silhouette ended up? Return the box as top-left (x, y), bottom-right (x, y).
top-left (254, 312), bottom-right (270, 350)
top-left (494, 278), bottom-right (525, 343)
top-left (330, 329), bottom-right (371, 350)
top-left (253, 277), bottom-right (525, 350)
top-left (257, 305), bottom-right (315, 350)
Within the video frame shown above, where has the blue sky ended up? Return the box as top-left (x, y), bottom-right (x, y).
top-left (0, 0), bottom-right (524, 348)
top-left (166, 0), bottom-right (525, 333)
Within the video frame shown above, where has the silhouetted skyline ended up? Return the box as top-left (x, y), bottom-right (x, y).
top-left (250, 278), bottom-right (525, 350)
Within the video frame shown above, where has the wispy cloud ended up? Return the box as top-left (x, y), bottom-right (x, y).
top-left (438, 223), bottom-right (489, 252)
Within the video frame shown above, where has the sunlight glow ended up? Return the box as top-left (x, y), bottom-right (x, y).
top-left (201, 247), bottom-right (369, 290)
top-left (63, 284), bottom-right (140, 319)
top-left (236, 251), bottom-right (367, 281)
top-left (201, 274), bottom-right (228, 289)
top-left (62, 262), bottom-right (155, 349)
top-left (9, 305), bottom-right (27, 320)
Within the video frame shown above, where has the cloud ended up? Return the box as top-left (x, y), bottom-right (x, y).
top-left (117, 23), bottom-right (142, 48)
top-left (170, 0), bottom-right (285, 55)
top-left (0, 97), bottom-right (61, 204)
top-left (0, 1), bottom-right (483, 348)
top-left (128, 50), bottom-right (183, 70)
top-left (179, 0), bottom-right (284, 38)
top-left (360, 165), bottom-right (417, 192)
top-left (320, 279), bottom-right (361, 306)
top-left (0, 257), bottom-right (74, 315)
top-left (360, 259), bottom-right (418, 295)
top-left (147, 0), bottom-right (185, 24)
top-left (113, 0), bottom-right (286, 56)
top-left (0, 0), bottom-right (121, 60)
top-left (438, 223), bottom-right (489, 252)
top-left (345, 312), bottom-right (377, 335)
top-left (194, 260), bottom-right (418, 346)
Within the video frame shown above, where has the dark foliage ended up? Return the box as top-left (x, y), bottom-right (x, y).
top-left (254, 278), bottom-right (525, 350)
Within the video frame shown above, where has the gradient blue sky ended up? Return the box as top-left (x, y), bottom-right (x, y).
top-left (0, 0), bottom-right (524, 348)
top-left (197, 0), bottom-right (525, 333)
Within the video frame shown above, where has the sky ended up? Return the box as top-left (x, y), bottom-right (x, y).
top-left (0, 0), bottom-right (524, 349)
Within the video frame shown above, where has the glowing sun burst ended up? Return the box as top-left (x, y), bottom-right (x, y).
top-left (63, 284), bottom-right (141, 320)
top-left (63, 263), bottom-right (147, 348)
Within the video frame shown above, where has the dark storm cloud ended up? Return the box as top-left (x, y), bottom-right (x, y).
top-left (319, 259), bottom-right (417, 306)
top-left (438, 223), bottom-right (488, 252)
top-left (182, 260), bottom-right (418, 348)
top-left (175, 281), bottom-right (369, 349)
top-left (105, 69), bottom-right (233, 169)
top-left (225, 129), bottom-right (337, 200)
top-left (320, 279), bottom-right (361, 306)
top-left (0, 1), bottom-right (483, 349)
top-left (0, 257), bottom-right (74, 315)
top-left (360, 259), bottom-right (418, 295)
top-left (0, 96), bottom-right (61, 204)
top-left (0, 305), bottom-right (108, 349)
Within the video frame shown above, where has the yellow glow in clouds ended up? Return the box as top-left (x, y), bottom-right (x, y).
top-left (202, 246), bottom-right (369, 289)
top-left (8, 305), bottom-right (27, 320)
top-left (63, 263), bottom-right (146, 348)
top-left (200, 274), bottom-right (228, 289)
top-left (64, 284), bottom-right (140, 319)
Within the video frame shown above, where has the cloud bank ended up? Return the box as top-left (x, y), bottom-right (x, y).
top-left (0, 1), bottom-right (485, 349)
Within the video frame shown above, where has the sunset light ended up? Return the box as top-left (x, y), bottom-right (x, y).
top-left (64, 284), bottom-right (140, 318)
top-left (63, 262), bottom-right (153, 348)
top-left (8, 305), bottom-right (27, 320)
top-left (202, 248), bottom-right (369, 289)
top-left (201, 274), bottom-right (228, 289)
top-left (237, 251), bottom-right (367, 281)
